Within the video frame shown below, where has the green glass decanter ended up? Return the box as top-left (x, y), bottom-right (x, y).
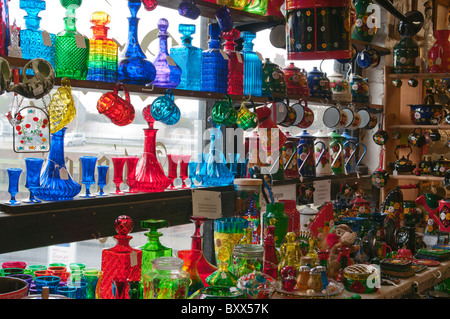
top-left (55, 0), bottom-right (89, 80)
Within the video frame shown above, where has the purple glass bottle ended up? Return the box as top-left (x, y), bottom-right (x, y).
top-left (153, 18), bottom-right (182, 88)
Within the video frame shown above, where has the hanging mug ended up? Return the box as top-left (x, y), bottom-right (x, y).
top-left (97, 83), bottom-right (135, 126)
top-left (270, 98), bottom-right (296, 127)
top-left (356, 46), bottom-right (381, 69)
top-left (290, 99), bottom-right (305, 126)
top-left (178, 0), bottom-right (201, 20)
top-left (236, 100), bottom-right (257, 130)
top-left (296, 99), bottom-right (314, 129)
top-left (323, 104), bottom-right (348, 129)
top-left (150, 89), bottom-right (181, 125)
top-left (211, 95), bottom-right (237, 126)
top-left (407, 129), bottom-right (426, 147)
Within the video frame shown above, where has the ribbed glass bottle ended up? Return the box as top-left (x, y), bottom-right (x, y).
top-left (241, 31), bottom-right (262, 97)
top-left (222, 28), bottom-right (244, 96)
top-left (202, 23), bottom-right (228, 93)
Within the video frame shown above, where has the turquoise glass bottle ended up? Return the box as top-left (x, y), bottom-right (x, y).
top-left (170, 24), bottom-right (202, 91)
top-left (241, 31), bottom-right (262, 97)
top-left (222, 28), bottom-right (244, 96)
top-left (19, 0), bottom-right (55, 70)
top-left (86, 11), bottom-right (118, 83)
top-left (202, 23), bottom-right (228, 93)
top-left (55, 0), bottom-right (89, 80)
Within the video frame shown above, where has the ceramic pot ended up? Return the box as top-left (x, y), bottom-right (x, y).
top-left (427, 29), bottom-right (450, 73)
top-left (283, 63), bottom-right (310, 97)
top-left (393, 37), bottom-right (420, 74)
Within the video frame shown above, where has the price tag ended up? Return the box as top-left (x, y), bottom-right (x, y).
top-left (75, 34), bottom-right (87, 49)
top-left (130, 250), bottom-right (138, 267)
top-left (33, 85), bottom-right (44, 97)
top-left (256, 51), bottom-right (264, 61)
top-left (41, 31), bottom-right (52, 47)
top-left (166, 55), bottom-right (177, 66)
top-left (220, 49), bottom-right (229, 60)
top-left (236, 52), bottom-right (243, 63)
top-left (59, 167), bottom-right (69, 180)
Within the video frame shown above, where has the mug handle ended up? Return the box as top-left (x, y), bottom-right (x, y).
top-left (297, 143), bottom-right (312, 176)
top-left (355, 143), bottom-right (367, 166)
top-left (330, 140), bottom-right (343, 168)
top-left (282, 141), bottom-right (298, 170)
top-left (313, 141), bottom-right (326, 168)
top-left (165, 89), bottom-right (175, 102)
top-left (344, 140), bottom-right (357, 166)
top-left (114, 84), bottom-right (130, 103)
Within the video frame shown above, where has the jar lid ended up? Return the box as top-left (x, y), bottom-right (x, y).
top-left (233, 244), bottom-right (264, 258)
top-left (151, 257), bottom-right (184, 270)
top-left (234, 178), bottom-right (262, 186)
top-left (299, 265), bottom-right (311, 272)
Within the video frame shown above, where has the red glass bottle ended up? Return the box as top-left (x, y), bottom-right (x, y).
top-left (262, 225), bottom-right (279, 280)
top-left (222, 28), bottom-right (244, 96)
top-left (336, 246), bottom-right (350, 283)
top-left (100, 215), bottom-right (142, 299)
top-left (190, 216), bottom-right (218, 286)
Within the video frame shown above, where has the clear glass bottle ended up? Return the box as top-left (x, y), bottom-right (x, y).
top-left (19, 0), bottom-right (56, 69)
top-left (152, 18), bottom-right (182, 88)
top-left (170, 24), bottom-right (202, 91)
top-left (222, 28), bottom-right (244, 95)
top-left (241, 31), bottom-right (262, 97)
top-left (143, 257), bottom-right (189, 299)
top-left (86, 11), bottom-right (118, 83)
top-left (55, 0), bottom-right (89, 80)
top-left (202, 23), bottom-right (228, 93)
top-left (100, 215), bottom-right (142, 299)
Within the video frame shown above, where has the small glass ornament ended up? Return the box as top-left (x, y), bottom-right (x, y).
top-left (236, 271), bottom-right (277, 299)
top-left (96, 165), bottom-right (108, 196)
top-left (111, 156), bottom-right (127, 195)
top-left (79, 156), bottom-right (97, 198)
top-left (23, 157), bottom-right (44, 203)
top-left (5, 168), bottom-right (22, 205)
top-left (205, 247), bottom-right (238, 287)
top-left (142, 0), bottom-right (158, 11)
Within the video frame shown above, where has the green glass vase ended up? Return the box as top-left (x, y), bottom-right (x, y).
top-left (263, 202), bottom-right (289, 247)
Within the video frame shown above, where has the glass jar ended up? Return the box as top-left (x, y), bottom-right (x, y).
top-left (307, 267), bottom-right (323, 293)
top-left (232, 244), bottom-right (264, 278)
top-left (143, 257), bottom-right (189, 299)
top-left (296, 265), bottom-right (310, 291)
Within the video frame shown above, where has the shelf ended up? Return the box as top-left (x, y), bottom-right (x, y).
top-left (387, 125), bottom-right (450, 130)
top-left (351, 39), bottom-right (391, 54)
top-left (388, 72), bottom-right (450, 79)
top-left (389, 174), bottom-right (444, 182)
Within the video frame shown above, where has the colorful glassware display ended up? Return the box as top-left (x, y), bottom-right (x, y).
top-left (111, 156), bottom-right (127, 195)
top-left (143, 257), bottom-right (189, 299)
top-left (86, 11), bottom-right (118, 83)
top-left (177, 249), bottom-right (204, 296)
top-left (263, 202), bottom-right (289, 247)
top-left (5, 168), bottom-right (22, 205)
top-left (100, 215), bottom-right (142, 299)
top-left (34, 128), bottom-right (81, 201)
top-left (55, 0), bottom-right (89, 80)
top-left (202, 23), bottom-right (228, 93)
top-left (139, 219), bottom-right (173, 283)
top-left (79, 156), bottom-right (97, 198)
top-left (19, 0), bottom-right (55, 69)
top-left (96, 165), bottom-right (108, 196)
top-left (170, 24), bottom-right (202, 91)
top-left (153, 18), bottom-right (182, 88)
top-left (0, 0), bottom-right (9, 56)
top-left (222, 28), bottom-right (244, 95)
top-left (262, 225), bottom-right (279, 280)
top-left (241, 31), bottom-right (262, 97)
top-left (214, 217), bottom-right (248, 271)
top-left (234, 178), bottom-right (262, 244)
top-left (427, 30), bottom-right (450, 73)
top-left (129, 111), bottom-right (171, 192)
top-left (23, 157), bottom-right (44, 203)
top-left (118, 0), bottom-right (156, 85)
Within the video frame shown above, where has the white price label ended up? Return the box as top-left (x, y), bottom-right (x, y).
top-left (59, 167), bottom-right (69, 180)
top-left (75, 34), bottom-right (87, 49)
top-left (130, 250), bottom-right (138, 267)
top-left (220, 49), bottom-right (229, 60)
top-left (41, 31), bottom-right (52, 47)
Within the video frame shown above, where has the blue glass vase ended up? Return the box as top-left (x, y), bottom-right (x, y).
top-left (188, 161), bottom-right (198, 188)
top-left (170, 24), bottom-right (202, 91)
top-left (5, 168), bottom-right (22, 205)
top-left (153, 18), bottom-right (182, 89)
top-left (19, 0), bottom-right (56, 70)
top-left (80, 156), bottom-right (97, 198)
top-left (241, 31), bottom-right (262, 97)
top-left (34, 127), bottom-right (81, 201)
top-left (118, 0), bottom-right (156, 85)
top-left (24, 157), bottom-right (44, 203)
top-left (202, 23), bottom-right (228, 94)
top-left (96, 165), bottom-right (109, 196)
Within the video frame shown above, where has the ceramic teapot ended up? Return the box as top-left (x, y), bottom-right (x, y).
top-left (306, 67), bottom-right (331, 99)
top-left (388, 145), bottom-right (416, 174)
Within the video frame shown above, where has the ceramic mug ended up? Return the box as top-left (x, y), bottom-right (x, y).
top-left (342, 107), bottom-right (362, 130)
top-left (356, 47), bottom-right (380, 69)
top-left (323, 105), bottom-right (348, 129)
top-left (290, 100), bottom-right (305, 126)
top-left (296, 99), bottom-right (314, 129)
top-left (270, 99), bottom-right (297, 127)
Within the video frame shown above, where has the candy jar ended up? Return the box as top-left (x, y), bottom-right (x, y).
top-left (307, 267), bottom-right (323, 293)
top-left (263, 202), bottom-right (289, 247)
top-left (118, 0), bottom-right (156, 85)
top-left (55, 0), bottom-right (89, 80)
top-left (241, 31), bottom-right (262, 97)
top-left (142, 257), bottom-right (189, 299)
top-left (170, 24), bottom-right (202, 91)
top-left (262, 225), bottom-right (279, 280)
top-left (234, 178), bottom-right (262, 244)
top-left (222, 28), bottom-right (244, 95)
top-left (202, 23), bottom-right (228, 93)
top-left (232, 244), bottom-right (264, 278)
top-left (100, 215), bottom-right (142, 299)
top-left (152, 18), bottom-right (182, 88)
top-left (296, 265), bottom-right (310, 291)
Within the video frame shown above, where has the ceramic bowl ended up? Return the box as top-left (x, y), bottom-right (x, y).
top-left (0, 277), bottom-right (29, 299)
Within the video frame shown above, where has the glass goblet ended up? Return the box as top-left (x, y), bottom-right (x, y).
top-left (96, 165), bottom-right (109, 196)
top-left (80, 156), bottom-right (97, 198)
top-left (24, 158), bottom-right (44, 203)
top-left (111, 157), bottom-right (127, 195)
top-left (5, 168), bottom-right (22, 205)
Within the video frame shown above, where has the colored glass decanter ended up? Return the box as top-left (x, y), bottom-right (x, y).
top-left (202, 23), bottom-right (228, 93)
top-left (19, 0), bottom-right (55, 69)
top-left (86, 11), bottom-right (118, 83)
top-left (205, 247), bottom-right (238, 287)
top-left (118, 0), bottom-right (156, 85)
top-left (201, 124), bottom-right (235, 186)
top-left (34, 128), bottom-right (81, 201)
top-left (139, 219), bottom-right (173, 280)
top-left (241, 31), bottom-right (262, 97)
top-left (152, 18), bottom-right (181, 88)
top-left (222, 28), bottom-right (244, 95)
top-left (0, 0), bottom-right (9, 56)
top-left (129, 110), bottom-right (171, 192)
top-left (190, 216), bottom-right (218, 285)
top-left (100, 215), bottom-right (142, 299)
top-left (262, 225), bottom-right (279, 280)
top-left (55, 0), bottom-right (89, 80)
top-left (170, 24), bottom-right (202, 91)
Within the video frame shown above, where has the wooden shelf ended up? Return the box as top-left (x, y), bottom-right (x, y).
top-left (387, 125), bottom-right (450, 130)
top-left (389, 174), bottom-right (444, 182)
top-left (388, 72), bottom-right (450, 79)
top-left (351, 39), bottom-right (391, 54)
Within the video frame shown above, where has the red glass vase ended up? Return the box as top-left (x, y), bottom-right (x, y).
top-left (278, 199), bottom-right (300, 235)
top-left (178, 249), bottom-right (204, 296)
top-left (427, 30), bottom-right (450, 73)
top-left (222, 28), bottom-right (244, 96)
top-left (100, 215), bottom-right (142, 299)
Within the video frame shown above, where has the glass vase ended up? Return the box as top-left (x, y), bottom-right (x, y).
top-left (241, 31), bottom-right (262, 97)
top-left (111, 156), bottom-right (127, 195)
top-left (5, 168), bottom-right (22, 205)
top-left (34, 128), bottom-right (81, 201)
top-left (96, 165), bottom-right (108, 196)
top-left (190, 216), bottom-right (217, 285)
top-left (153, 18), bottom-right (182, 88)
top-left (214, 217), bottom-right (248, 271)
top-left (202, 23), bottom-right (228, 93)
top-left (178, 249), bottom-right (204, 296)
top-left (86, 11), bottom-right (118, 82)
top-left (83, 269), bottom-right (102, 299)
top-left (100, 215), bottom-right (142, 299)
top-left (55, 0), bottom-right (89, 80)
top-left (222, 28), bottom-right (244, 95)
top-left (79, 156), bottom-right (97, 198)
top-left (23, 157), bottom-right (44, 203)
top-left (118, 0), bottom-right (156, 85)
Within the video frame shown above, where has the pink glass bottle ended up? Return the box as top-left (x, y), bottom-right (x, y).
top-left (130, 108), bottom-right (171, 192)
top-left (222, 28), bottom-right (244, 96)
top-left (262, 225), bottom-right (279, 280)
top-left (100, 215), bottom-right (142, 299)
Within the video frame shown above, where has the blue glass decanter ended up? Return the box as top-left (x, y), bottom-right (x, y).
top-left (241, 31), bottom-right (262, 97)
top-left (152, 18), bottom-right (181, 89)
top-left (19, 0), bottom-right (56, 69)
top-left (170, 24), bottom-right (202, 91)
top-left (118, 0), bottom-right (156, 85)
top-left (202, 23), bottom-right (228, 94)
top-left (34, 127), bottom-right (81, 201)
